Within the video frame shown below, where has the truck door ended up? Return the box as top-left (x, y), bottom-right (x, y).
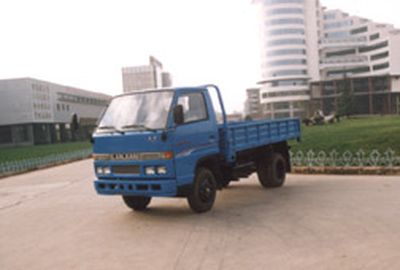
top-left (173, 90), bottom-right (219, 187)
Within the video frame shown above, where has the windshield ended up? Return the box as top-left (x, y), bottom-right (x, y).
top-left (97, 91), bottom-right (173, 132)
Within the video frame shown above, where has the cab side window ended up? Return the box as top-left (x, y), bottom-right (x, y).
top-left (177, 93), bottom-right (208, 124)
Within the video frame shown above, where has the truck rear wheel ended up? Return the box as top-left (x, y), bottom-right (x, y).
top-left (122, 196), bottom-right (151, 211)
top-left (187, 168), bottom-right (217, 213)
top-left (257, 153), bottom-right (286, 188)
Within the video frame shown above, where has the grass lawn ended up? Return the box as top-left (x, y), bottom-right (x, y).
top-left (291, 116), bottom-right (400, 155)
top-left (0, 141), bottom-right (92, 163)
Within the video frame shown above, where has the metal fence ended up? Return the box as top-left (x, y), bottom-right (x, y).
top-left (0, 149), bottom-right (92, 177)
top-left (1, 148), bottom-right (399, 177)
top-left (290, 149), bottom-right (400, 167)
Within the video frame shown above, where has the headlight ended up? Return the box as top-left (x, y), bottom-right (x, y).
top-left (145, 166), bottom-right (156, 175)
top-left (156, 166), bottom-right (167, 175)
top-left (103, 167), bottom-right (111, 175)
top-left (96, 166), bottom-right (111, 175)
top-left (96, 167), bottom-right (104, 174)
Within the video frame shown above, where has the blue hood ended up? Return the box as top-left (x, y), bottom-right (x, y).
top-left (93, 131), bottom-right (172, 154)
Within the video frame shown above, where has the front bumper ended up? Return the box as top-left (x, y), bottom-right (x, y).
top-left (94, 179), bottom-right (177, 197)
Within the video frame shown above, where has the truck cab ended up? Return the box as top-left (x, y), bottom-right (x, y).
top-left (93, 85), bottom-right (300, 213)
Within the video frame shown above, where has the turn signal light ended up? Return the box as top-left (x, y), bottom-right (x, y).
top-left (164, 151), bottom-right (174, 159)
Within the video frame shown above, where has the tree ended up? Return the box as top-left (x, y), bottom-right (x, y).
top-left (338, 78), bottom-right (354, 118)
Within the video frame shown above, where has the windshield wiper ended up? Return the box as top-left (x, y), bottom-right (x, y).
top-left (121, 124), bottom-right (157, 132)
top-left (97, 126), bottom-right (124, 134)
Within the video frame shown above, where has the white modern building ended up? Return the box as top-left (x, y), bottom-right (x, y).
top-left (0, 78), bottom-right (111, 147)
top-left (254, 0), bottom-right (400, 118)
top-left (122, 56), bottom-right (172, 92)
top-left (244, 87), bottom-right (262, 119)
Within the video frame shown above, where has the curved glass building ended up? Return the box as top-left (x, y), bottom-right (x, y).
top-left (254, 0), bottom-right (400, 118)
top-left (255, 0), bottom-right (320, 119)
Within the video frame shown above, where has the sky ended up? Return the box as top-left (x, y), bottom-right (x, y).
top-left (0, 0), bottom-right (399, 113)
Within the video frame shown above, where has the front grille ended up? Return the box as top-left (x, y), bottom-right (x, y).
top-left (113, 165), bottom-right (140, 175)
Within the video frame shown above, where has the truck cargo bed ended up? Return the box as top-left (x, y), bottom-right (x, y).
top-left (222, 118), bottom-right (301, 158)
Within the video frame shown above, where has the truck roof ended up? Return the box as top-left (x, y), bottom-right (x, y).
top-left (114, 86), bottom-right (207, 99)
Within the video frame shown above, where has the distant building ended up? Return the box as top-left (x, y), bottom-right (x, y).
top-left (122, 56), bottom-right (172, 92)
top-left (253, 0), bottom-right (400, 118)
top-left (162, 72), bottom-right (173, 88)
top-left (0, 78), bottom-right (111, 147)
top-left (244, 87), bottom-right (262, 119)
top-left (227, 113), bottom-right (243, 122)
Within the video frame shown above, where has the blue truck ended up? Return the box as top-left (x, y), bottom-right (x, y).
top-left (93, 85), bottom-right (301, 213)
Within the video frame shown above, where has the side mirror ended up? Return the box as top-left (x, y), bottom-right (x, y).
top-left (89, 134), bottom-right (94, 144)
top-left (173, 105), bottom-right (184, 125)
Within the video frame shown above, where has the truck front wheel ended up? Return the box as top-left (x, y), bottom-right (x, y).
top-left (187, 168), bottom-right (217, 213)
top-left (122, 196), bottom-right (151, 211)
top-left (257, 153), bottom-right (286, 188)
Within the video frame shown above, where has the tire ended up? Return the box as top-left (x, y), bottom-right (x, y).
top-left (257, 153), bottom-right (287, 188)
top-left (187, 168), bottom-right (217, 213)
top-left (122, 196), bottom-right (151, 211)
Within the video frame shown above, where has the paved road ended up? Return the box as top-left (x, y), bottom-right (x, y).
top-left (1, 160), bottom-right (400, 270)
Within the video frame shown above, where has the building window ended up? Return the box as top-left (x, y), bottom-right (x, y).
top-left (271, 80), bottom-right (308, 87)
top-left (268, 28), bottom-right (305, 36)
top-left (359, 41), bottom-right (388, 53)
top-left (351, 26), bottom-right (368, 35)
top-left (373, 62), bottom-right (390, 71)
top-left (268, 38), bottom-right (305, 46)
top-left (324, 20), bottom-right (353, 29)
top-left (372, 77), bottom-right (389, 92)
top-left (269, 69), bottom-right (308, 77)
top-left (324, 13), bottom-right (336, 20)
top-left (268, 59), bottom-right (307, 66)
top-left (267, 90), bottom-right (309, 97)
top-left (371, 51), bottom-right (389, 61)
top-left (0, 126), bottom-right (12, 144)
top-left (267, 7), bottom-right (303, 16)
top-left (264, 0), bottom-right (304, 4)
top-left (370, 33), bottom-right (380, 41)
top-left (326, 49), bottom-right (356, 58)
top-left (267, 48), bottom-right (306, 57)
top-left (324, 31), bottom-right (349, 38)
top-left (266, 18), bottom-right (304, 26)
top-left (274, 102), bottom-right (290, 110)
top-left (327, 66), bottom-right (370, 77)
